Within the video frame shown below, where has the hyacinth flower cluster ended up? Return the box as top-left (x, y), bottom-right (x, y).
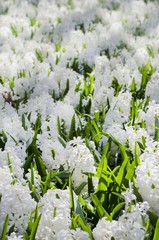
top-left (1, 0), bottom-right (159, 239)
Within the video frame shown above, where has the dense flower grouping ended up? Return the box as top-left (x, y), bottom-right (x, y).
top-left (0, 0), bottom-right (159, 239)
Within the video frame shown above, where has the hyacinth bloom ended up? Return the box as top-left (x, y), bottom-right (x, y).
top-left (1, 0), bottom-right (159, 239)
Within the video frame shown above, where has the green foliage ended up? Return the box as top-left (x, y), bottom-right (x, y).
top-left (91, 194), bottom-right (111, 220)
top-left (24, 206), bottom-right (41, 240)
top-left (147, 45), bottom-right (155, 58)
top-left (153, 218), bottom-right (159, 240)
top-left (18, 69), bottom-right (26, 78)
top-left (22, 114), bottom-right (28, 131)
top-left (111, 77), bottom-right (123, 96)
top-left (67, 58), bottom-right (93, 78)
top-left (100, 48), bottom-right (110, 59)
top-left (70, 179), bottom-right (94, 239)
top-left (52, 79), bottom-right (69, 101)
top-left (89, 132), bottom-right (138, 220)
top-left (72, 212), bottom-right (93, 239)
top-left (10, 24), bottom-right (18, 37)
top-left (138, 62), bottom-right (155, 99)
top-left (0, 215), bottom-right (9, 240)
top-left (129, 96), bottom-right (140, 125)
top-left (133, 25), bottom-right (145, 37)
top-left (30, 18), bottom-right (36, 27)
top-left (154, 115), bottom-right (159, 142)
top-left (40, 170), bottom-right (55, 195)
top-left (0, 131), bottom-right (7, 150)
top-left (24, 115), bottom-right (47, 182)
top-left (69, 175), bottom-right (74, 214)
top-left (35, 49), bottom-right (43, 63)
top-left (130, 63), bottom-right (155, 101)
top-left (8, 77), bottom-right (15, 90)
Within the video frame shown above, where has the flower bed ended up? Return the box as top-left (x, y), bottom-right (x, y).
top-left (0, 0), bottom-right (159, 239)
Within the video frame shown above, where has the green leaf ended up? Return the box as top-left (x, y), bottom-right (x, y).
top-left (154, 115), bottom-right (159, 142)
top-left (69, 114), bottom-right (76, 140)
top-left (78, 195), bottom-right (95, 215)
top-left (111, 77), bottom-right (122, 96)
top-left (153, 218), bottom-right (159, 240)
top-left (22, 114), bottom-right (28, 131)
top-left (0, 131), bottom-right (7, 150)
top-left (91, 120), bottom-right (102, 143)
top-left (30, 18), bottom-right (36, 27)
top-left (88, 172), bottom-right (94, 195)
top-left (24, 153), bottom-right (34, 174)
top-left (6, 132), bottom-right (18, 146)
top-left (131, 78), bottom-right (136, 92)
top-left (147, 44), bottom-right (154, 58)
top-left (115, 156), bottom-right (128, 187)
top-left (96, 152), bottom-right (113, 193)
top-left (35, 157), bottom-right (47, 179)
top-left (1, 215), bottom-right (9, 240)
top-left (55, 175), bottom-right (63, 185)
top-left (69, 176), bottom-right (74, 214)
top-left (111, 202), bottom-right (125, 219)
top-left (25, 205), bottom-right (41, 239)
top-left (35, 49), bottom-right (43, 63)
top-left (91, 194), bottom-right (111, 220)
top-left (30, 207), bottom-right (41, 240)
top-left (11, 24), bottom-right (18, 37)
top-left (96, 164), bottom-right (114, 207)
top-left (75, 182), bottom-right (87, 195)
top-left (18, 69), bottom-right (26, 78)
top-left (58, 136), bottom-right (66, 148)
top-left (72, 212), bottom-right (93, 240)
top-left (74, 198), bottom-right (86, 224)
top-left (102, 132), bottom-right (129, 187)
top-left (125, 161), bottom-right (136, 181)
top-left (56, 117), bottom-right (69, 142)
top-left (30, 162), bottom-right (34, 185)
top-left (62, 78), bottom-right (69, 100)
top-left (111, 191), bottom-right (125, 200)
top-left (55, 43), bottom-right (61, 52)
top-left (134, 141), bottom-right (140, 166)
top-left (33, 115), bottom-right (42, 135)
top-left (7, 152), bottom-right (13, 174)
top-left (30, 216), bottom-right (41, 240)
top-left (130, 97), bottom-right (138, 125)
top-left (147, 210), bottom-right (158, 230)
top-left (42, 170), bottom-right (53, 195)
top-left (138, 62), bottom-right (155, 99)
